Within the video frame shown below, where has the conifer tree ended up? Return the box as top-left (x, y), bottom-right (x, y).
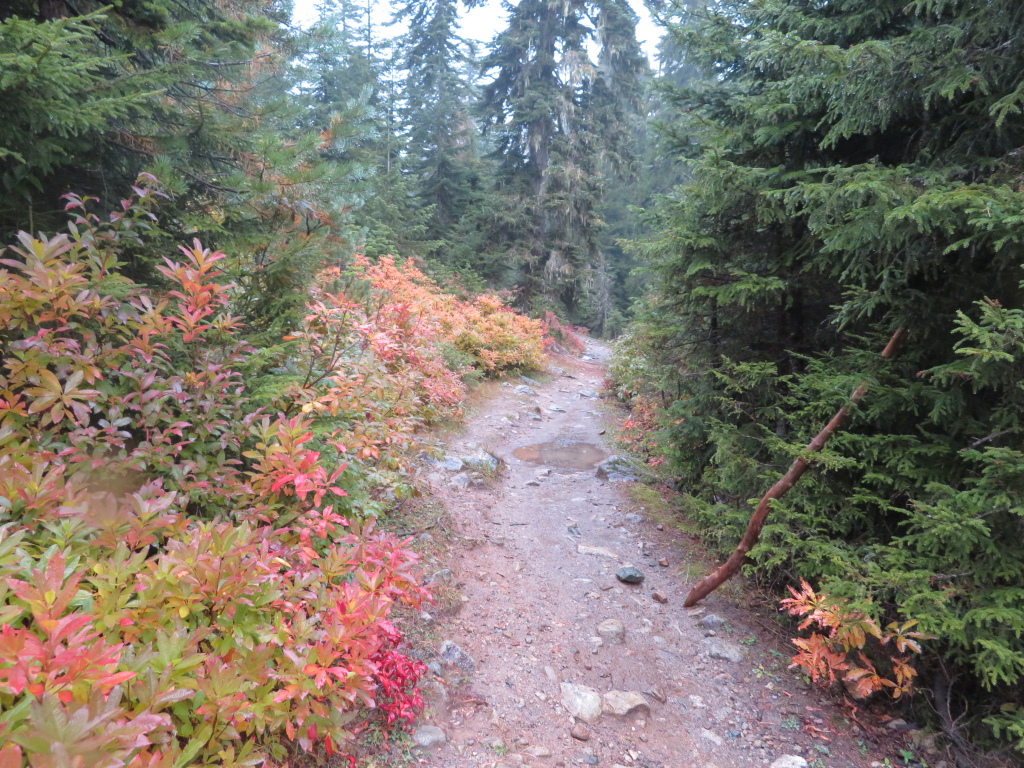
top-left (478, 0), bottom-right (648, 327)
top-left (393, 0), bottom-right (486, 255)
top-left (632, 0), bottom-right (1024, 750)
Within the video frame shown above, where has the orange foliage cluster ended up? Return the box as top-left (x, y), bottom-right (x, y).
top-left (0, 180), bottom-right (548, 768)
top-left (354, 256), bottom-right (548, 374)
top-left (781, 580), bottom-right (927, 700)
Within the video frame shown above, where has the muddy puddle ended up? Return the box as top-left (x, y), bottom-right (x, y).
top-left (511, 441), bottom-right (607, 470)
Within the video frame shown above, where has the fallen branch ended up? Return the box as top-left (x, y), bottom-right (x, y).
top-left (683, 328), bottom-right (907, 607)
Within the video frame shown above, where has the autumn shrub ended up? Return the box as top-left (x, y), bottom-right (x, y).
top-left (0, 182), bottom-right (439, 766)
top-left (353, 255), bottom-right (548, 374)
top-left (781, 580), bottom-right (927, 701)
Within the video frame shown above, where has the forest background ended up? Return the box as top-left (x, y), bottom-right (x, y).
top-left (2, 0), bottom-right (1024, 765)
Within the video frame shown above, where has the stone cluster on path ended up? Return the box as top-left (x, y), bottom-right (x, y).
top-left (400, 341), bottom-right (908, 768)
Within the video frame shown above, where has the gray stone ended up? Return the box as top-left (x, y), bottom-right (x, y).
top-left (439, 640), bottom-right (474, 672)
top-left (596, 619), bottom-right (625, 644)
top-left (515, 384), bottom-right (537, 396)
top-left (579, 390), bottom-right (600, 398)
top-left (448, 472), bottom-right (471, 489)
top-left (521, 375), bottom-right (541, 386)
top-left (560, 682), bottom-right (603, 724)
top-left (595, 456), bottom-right (640, 483)
top-left (427, 661), bottom-right (442, 677)
top-left (581, 751), bottom-right (598, 765)
top-left (442, 456), bottom-right (464, 472)
top-left (462, 448), bottom-right (500, 473)
top-left (427, 569), bottom-right (452, 584)
top-left (602, 690), bottom-right (649, 717)
top-left (623, 513), bottom-right (643, 523)
top-left (700, 613), bottom-right (725, 629)
top-left (769, 757), bottom-right (808, 768)
top-left (615, 566), bottom-right (645, 584)
top-left (523, 746), bottom-right (552, 758)
top-left (700, 729), bottom-right (723, 747)
top-left (549, 405), bottom-right (565, 412)
top-left (412, 725), bottom-right (447, 748)
top-left (704, 638), bottom-right (745, 663)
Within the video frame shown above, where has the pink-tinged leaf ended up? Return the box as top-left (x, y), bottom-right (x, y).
top-left (0, 743), bottom-right (23, 768)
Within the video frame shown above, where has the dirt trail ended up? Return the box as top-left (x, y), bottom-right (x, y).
top-left (409, 341), bottom-right (905, 768)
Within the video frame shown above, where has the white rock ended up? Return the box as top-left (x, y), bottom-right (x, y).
top-left (601, 690), bottom-right (649, 717)
top-left (577, 544), bottom-right (619, 559)
top-left (769, 757), bottom-right (808, 768)
top-left (560, 682), bottom-right (603, 724)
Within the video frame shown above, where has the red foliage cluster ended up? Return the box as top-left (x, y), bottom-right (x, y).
top-left (614, 394), bottom-right (662, 464)
top-left (542, 311), bottom-right (587, 356)
top-left (0, 180), bottom-right (555, 767)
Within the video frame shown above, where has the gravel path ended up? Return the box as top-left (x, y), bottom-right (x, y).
top-left (407, 341), bottom-right (913, 768)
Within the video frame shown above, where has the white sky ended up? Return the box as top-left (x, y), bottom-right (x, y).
top-left (291, 0), bottom-right (664, 66)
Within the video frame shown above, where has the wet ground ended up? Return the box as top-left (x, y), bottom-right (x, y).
top-left (511, 441), bottom-right (607, 471)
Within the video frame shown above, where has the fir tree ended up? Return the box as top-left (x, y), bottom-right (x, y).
top-left (478, 0), bottom-right (648, 327)
top-left (631, 0), bottom-right (1024, 750)
top-left (393, 0), bottom-right (484, 250)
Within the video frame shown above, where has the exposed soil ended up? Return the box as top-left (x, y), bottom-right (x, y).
top-left (404, 341), bottom-right (925, 768)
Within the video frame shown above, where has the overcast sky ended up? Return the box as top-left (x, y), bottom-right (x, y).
top-left (292, 0), bottom-right (665, 65)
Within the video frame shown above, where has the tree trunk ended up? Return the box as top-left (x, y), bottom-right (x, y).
top-left (682, 327), bottom-right (908, 607)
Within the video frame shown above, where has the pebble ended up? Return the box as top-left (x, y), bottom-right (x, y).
top-left (581, 751), bottom-right (598, 764)
top-left (651, 591), bottom-right (668, 604)
top-left (515, 384), bottom-right (537, 396)
top-left (704, 638), bottom-right (745, 663)
top-left (615, 566), bottom-right (645, 584)
top-left (579, 390), bottom-right (600, 398)
top-left (769, 757), bottom-right (808, 768)
top-left (549, 405), bottom-right (565, 412)
top-left (700, 729), bottom-right (723, 746)
top-left (521, 375), bottom-right (541, 386)
top-left (623, 513), bottom-right (643, 523)
top-left (449, 472), bottom-right (471, 489)
top-left (412, 725), bottom-right (447, 748)
top-left (442, 456), bottom-right (464, 471)
top-left (524, 746), bottom-right (552, 757)
top-left (560, 682), bottom-right (603, 723)
top-left (596, 618), bottom-right (625, 644)
top-left (427, 569), bottom-right (452, 586)
top-left (439, 640), bottom-right (474, 672)
top-left (700, 613), bottom-right (725, 629)
top-left (658, 558), bottom-right (669, 567)
top-left (570, 723), bottom-right (592, 741)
